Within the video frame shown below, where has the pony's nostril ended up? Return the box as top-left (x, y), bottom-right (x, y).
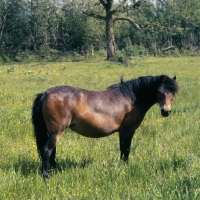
top-left (161, 109), bottom-right (171, 117)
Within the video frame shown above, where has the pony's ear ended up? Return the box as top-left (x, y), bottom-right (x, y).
top-left (160, 75), bottom-right (166, 82)
top-left (120, 74), bottom-right (125, 84)
top-left (173, 76), bottom-right (176, 80)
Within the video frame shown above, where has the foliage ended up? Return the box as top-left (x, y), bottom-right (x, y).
top-left (0, 0), bottom-right (200, 61)
top-left (115, 0), bottom-right (200, 56)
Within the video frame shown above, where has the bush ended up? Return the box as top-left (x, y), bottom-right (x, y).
top-left (124, 45), bottom-right (145, 57)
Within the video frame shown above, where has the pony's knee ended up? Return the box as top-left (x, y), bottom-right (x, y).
top-left (42, 148), bottom-right (51, 161)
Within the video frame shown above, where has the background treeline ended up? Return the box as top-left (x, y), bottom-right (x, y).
top-left (0, 0), bottom-right (200, 62)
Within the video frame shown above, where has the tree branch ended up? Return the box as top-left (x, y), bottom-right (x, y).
top-left (112, 0), bottom-right (147, 15)
top-left (83, 11), bottom-right (106, 20)
top-left (99, 0), bottom-right (107, 8)
top-left (0, 11), bottom-right (8, 40)
top-left (112, 0), bottom-right (127, 14)
top-left (133, 0), bottom-right (145, 8)
top-left (113, 17), bottom-right (141, 30)
top-left (161, 46), bottom-right (175, 51)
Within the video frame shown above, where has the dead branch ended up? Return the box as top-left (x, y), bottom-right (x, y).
top-left (82, 11), bottom-right (105, 20)
top-left (113, 17), bottom-right (141, 30)
top-left (161, 46), bottom-right (175, 51)
top-left (37, 75), bottom-right (45, 80)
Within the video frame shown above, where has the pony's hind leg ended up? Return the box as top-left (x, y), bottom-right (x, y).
top-left (42, 133), bottom-right (62, 178)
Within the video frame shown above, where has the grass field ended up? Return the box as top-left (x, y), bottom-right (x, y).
top-left (0, 57), bottom-right (200, 199)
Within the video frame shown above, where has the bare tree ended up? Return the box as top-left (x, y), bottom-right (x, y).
top-left (84, 0), bottom-right (146, 60)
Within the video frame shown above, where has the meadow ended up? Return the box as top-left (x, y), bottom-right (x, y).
top-left (0, 57), bottom-right (200, 199)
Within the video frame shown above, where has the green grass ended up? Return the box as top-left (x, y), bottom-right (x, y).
top-left (0, 57), bottom-right (200, 199)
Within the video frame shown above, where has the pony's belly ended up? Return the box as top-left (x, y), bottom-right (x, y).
top-left (69, 122), bottom-right (117, 138)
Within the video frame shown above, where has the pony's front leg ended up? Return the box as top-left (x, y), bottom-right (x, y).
top-left (119, 130), bottom-right (135, 162)
top-left (42, 134), bottom-right (58, 178)
top-left (49, 147), bottom-right (57, 170)
top-left (119, 131), bottom-right (124, 160)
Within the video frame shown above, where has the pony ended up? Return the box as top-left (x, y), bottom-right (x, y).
top-left (32, 75), bottom-right (178, 177)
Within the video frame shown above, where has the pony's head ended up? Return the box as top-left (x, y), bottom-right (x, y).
top-left (158, 75), bottom-right (178, 117)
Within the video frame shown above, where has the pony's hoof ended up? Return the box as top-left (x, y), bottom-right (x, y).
top-left (43, 174), bottom-right (49, 180)
top-left (49, 163), bottom-right (57, 170)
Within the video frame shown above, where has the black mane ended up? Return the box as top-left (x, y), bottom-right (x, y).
top-left (107, 75), bottom-right (178, 101)
top-left (161, 75), bottom-right (179, 94)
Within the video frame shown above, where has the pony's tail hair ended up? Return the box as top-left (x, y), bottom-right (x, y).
top-left (32, 93), bottom-right (48, 159)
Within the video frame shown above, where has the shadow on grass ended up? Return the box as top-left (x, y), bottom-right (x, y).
top-left (57, 157), bottom-right (94, 171)
top-left (0, 156), bottom-right (94, 178)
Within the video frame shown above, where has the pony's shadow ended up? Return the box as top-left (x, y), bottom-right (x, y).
top-left (57, 157), bottom-right (94, 171)
top-left (8, 156), bottom-right (94, 178)
top-left (0, 159), bottom-right (39, 178)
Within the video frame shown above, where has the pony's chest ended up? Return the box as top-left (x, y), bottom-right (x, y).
top-left (121, 107), bottom-right (145, 130)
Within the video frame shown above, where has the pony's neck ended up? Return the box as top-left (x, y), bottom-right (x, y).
top-left (134, 78), bottom-right (159, 112)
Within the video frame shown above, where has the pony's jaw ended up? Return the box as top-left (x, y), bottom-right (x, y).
top-left (161, 108), bottom-right (171, 117)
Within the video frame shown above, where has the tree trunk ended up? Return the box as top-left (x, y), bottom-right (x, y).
top-left (105, 9), bottom-right (116, 60)
top-left (87, 0), bottom-right (142, 60)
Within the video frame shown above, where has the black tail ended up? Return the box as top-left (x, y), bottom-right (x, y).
top-left (32, 93), bottom-right (48, 159)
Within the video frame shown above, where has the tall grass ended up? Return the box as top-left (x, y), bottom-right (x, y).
top-left (0, 57), bottom-right (200, 199)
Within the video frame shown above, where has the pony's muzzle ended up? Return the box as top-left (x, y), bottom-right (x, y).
top-left (161, 109), bottom-right (171, 117)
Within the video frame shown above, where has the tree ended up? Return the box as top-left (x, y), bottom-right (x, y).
top-left (157, 0), bottom-right (200, 49)
top-left (28, 0), bottom-right (62, 51)
top-left (84, 0), bottom-right (147, 60)
top-left (0, 0), bottom-right (30, 58)
top-left (59, 1), bottom-right (90, 51)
